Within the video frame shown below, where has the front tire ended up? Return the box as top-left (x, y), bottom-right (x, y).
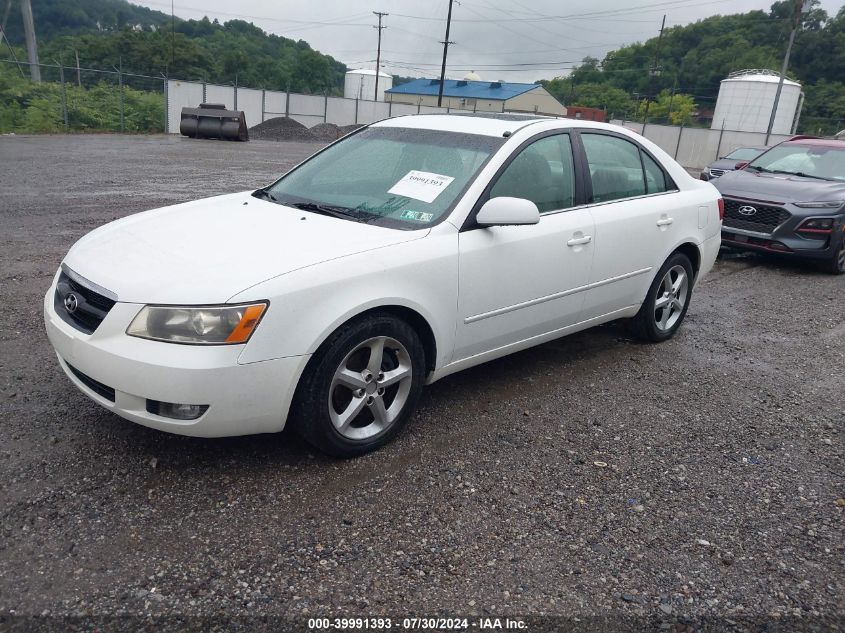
top-left (290, 313), bottom-right (425, 457)
top-left (822, 237), bottom-right (845, 275)
top-left (631, 252), bottom-right (694, 342)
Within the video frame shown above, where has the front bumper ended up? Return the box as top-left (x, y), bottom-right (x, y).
top-left (721, 225), bottom-right (844, 261)
top-left (43, 278), bottom-right (310, 437)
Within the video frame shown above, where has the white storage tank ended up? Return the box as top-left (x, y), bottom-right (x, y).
top-left (344, 69), bottom-right (393, 102)
top-left (711, 69), bottom-right (803, 135)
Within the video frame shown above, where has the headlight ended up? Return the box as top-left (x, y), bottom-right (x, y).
top-left (127, 302), bottom-right (268, 344)
top-left (794, 200), bottom-right (844, 208)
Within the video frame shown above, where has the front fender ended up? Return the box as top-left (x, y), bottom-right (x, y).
top-left (231, 224), bottom-right (459, 369)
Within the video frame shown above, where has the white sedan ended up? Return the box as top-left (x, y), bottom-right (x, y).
top-left (44, 114), bottom-right (722, 456)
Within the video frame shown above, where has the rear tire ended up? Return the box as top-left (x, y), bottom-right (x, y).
top-left (289, 313), bottom-right (425, 457)
top-left (822, 237), bottom-right (845, 275)
top-left (631, 252), bottom-right (695, 342)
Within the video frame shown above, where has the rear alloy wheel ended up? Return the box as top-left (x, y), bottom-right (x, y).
top-left (291, 313), bottom-right (425, 457)
top-left (631, 252), bottom-right (694, 342)
top-left (822, 237), bottom-right (845, 275)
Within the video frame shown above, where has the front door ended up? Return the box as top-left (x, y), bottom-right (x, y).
top-left (453, 133), bottom-right (595, 362)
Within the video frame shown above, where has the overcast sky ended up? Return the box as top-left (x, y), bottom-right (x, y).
top-left (136, 0), bottom-right (842, 85)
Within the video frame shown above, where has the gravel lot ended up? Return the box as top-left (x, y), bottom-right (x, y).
top-left (1, 134), bottom-right (843, 631)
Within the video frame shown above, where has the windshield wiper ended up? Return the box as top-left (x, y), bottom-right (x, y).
top-left (252, 188), bottom-right (278, 202)
top-left (772, 170), bottom-right (831, 180)
top-left (746, 165), bottom-right (772, 173)
top-left (287, 201), bottom-right (363, 221)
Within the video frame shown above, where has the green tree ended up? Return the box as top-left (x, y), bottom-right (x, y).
top-left (636, 90), bottom-right (697, 125)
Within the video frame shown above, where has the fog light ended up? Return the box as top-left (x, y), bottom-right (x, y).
top-left (146, 400), bottom-right (209, 420)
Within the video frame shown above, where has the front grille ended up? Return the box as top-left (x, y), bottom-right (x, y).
top-left (54, 270), bottom-right (116, 334)
top-left (66, 363), bottom-right (116, 402)
top-left (723, 198), bottom-right (790, 234)
top-left (709, 168), bottom-right (725, 178)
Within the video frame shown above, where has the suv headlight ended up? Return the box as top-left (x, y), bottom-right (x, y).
top-left (794, 200), bottom-right (844, 208)
top-left (127, 302), bottom-right (268, 344)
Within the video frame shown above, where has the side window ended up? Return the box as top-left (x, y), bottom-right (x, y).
top-left (642, 151), bottom-right (669, 193)
top-left (581, 133), bottom-right (646, 203)
top-left (489, 134), bottom-right (575, 213)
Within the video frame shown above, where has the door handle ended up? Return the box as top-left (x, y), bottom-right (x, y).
top-left (656, 217), bottom-right (674, 227)
top-left (567, 235), bottom-right (592, 246)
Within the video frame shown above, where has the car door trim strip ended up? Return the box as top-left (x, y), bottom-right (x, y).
top-left (464, 267), bottom-right (653, 324)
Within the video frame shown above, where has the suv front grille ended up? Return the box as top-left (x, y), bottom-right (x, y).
top-left (709, 168), bottom-right (725, 178)
top-left (54, 269), bottom-right (117, 334)
top-left (723, 198), bottom-right (790, 234)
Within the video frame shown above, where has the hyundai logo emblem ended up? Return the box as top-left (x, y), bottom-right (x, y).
top-left (738, 205), bottom-right (758, 216)
top-left (64, 293), bottom-right (79, 314)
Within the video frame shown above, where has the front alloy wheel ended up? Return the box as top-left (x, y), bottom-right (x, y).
top-left (291, 313), bottom-right (425, 457)
top-left (328, 336), bottom-right (413, 440)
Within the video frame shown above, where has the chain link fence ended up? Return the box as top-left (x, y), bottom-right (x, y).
top-left (1, 59), bottom-right (166, 134)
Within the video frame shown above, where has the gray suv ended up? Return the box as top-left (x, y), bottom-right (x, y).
top-left (713, 138), bottom-right (845, 274)
top-left (700, 146), bottom-right (768, 181)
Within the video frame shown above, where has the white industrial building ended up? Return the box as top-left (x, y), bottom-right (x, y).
top-left (344, 69), bottom-right (393, 102)
top-left (711, 69), bottom-right (803, 135)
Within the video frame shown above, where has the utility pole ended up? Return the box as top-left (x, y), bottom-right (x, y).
top-left (437, 0), bottom-right (455, 107)
top-left (765, 0), bottom-right (807, 143)
top-left (171, 0), bottom-right (175, 68)
top-left (641, 14), bottom-right (665, 123)
top-left (20, 0), bottom-right (40, 82)
top-left (373, 11), bottom-right (387, 101)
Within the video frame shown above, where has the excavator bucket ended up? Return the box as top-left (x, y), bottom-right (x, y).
top-left (179, 103), bottom-right (249, 141)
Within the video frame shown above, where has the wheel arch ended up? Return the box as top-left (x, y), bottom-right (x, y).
top-left (311, 304), bottom-right (439, 375)
top-left (672, 241), bottom-right (702, 279)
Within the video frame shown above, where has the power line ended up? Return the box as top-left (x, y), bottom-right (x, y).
top-left (390, 0), bottom-right (733, 23)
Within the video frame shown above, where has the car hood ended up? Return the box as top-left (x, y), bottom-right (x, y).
top-left (713, 169), bottom-right (845, 203)
top-left (63, 191), bottom-right (428, 304)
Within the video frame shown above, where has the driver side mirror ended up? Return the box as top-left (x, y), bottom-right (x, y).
top-left (476, 197), bottom-right (540, 227)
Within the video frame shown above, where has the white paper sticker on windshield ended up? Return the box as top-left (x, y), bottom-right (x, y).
top-left (388, 170), bottom-right (455, 204)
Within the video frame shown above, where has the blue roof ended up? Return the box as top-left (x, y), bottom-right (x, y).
top-left (386, 79), bottom-right (538, 101)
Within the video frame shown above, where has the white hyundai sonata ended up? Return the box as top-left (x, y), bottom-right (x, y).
top-left (44, 114), bottom-right (722, 456)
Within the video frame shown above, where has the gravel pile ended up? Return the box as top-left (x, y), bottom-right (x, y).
top-left (338, 124), bottom-right (364, 136)
top-left (308, 122), bottom-right (342, 141)
top-left (249, 116), bottom-right (313, 141)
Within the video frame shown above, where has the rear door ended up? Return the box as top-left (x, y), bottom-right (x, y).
top-left (453, 132), bottom-right (595, 361)
top-left (575, 131), bottom-right (692, 319)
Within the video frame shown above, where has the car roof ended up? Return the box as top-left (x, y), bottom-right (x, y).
top-left (372, 113), bottom-right (552, 137)
top-left (783, 138), bottom-right (845, 149)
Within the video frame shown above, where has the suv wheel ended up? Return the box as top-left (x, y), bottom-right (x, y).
top-left (822, 237), bottom-right (845, 275)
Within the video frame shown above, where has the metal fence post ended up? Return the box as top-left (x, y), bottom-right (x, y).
top-left (674, 124), bottom-right (684, 160)
top-left (715, 121), bottom-right (726, 160)
top-left (57, 60), bottom-right (68, 130)
top-left (202, 75), bottom-right (207, 103)
top-left (354, 97), bottom-right (359, 125)
top-left (323, 90), bottom-right (328, 123)
top-left (261, 88), bottom-right (266, 123)
top-left (118, 57), bottom-right (124, 133)
top-left (285, 81), bottom-right (290, 118)
top-left (163, 75), bottom-right (169, 133)
top-left (388, 101), bottom-right (392, 118)
top-left (234, 73), bottom-right (238, 110)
